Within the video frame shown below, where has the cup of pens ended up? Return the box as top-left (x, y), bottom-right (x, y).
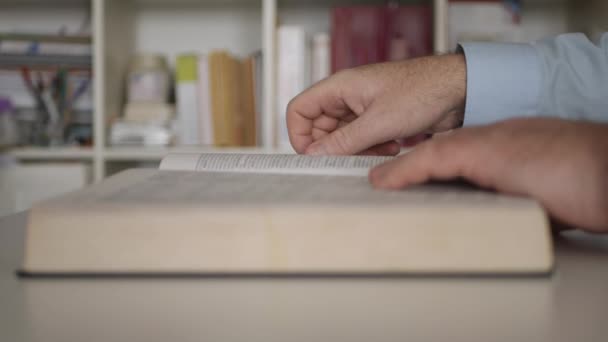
top-left (0, 98), bottom-right (19, 149)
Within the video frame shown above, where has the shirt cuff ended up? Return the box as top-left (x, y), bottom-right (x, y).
top-left (459, 42), bottom-right (543, 126)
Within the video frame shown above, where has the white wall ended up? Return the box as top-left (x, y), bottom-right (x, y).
top-left (449, 2), bottom-right (570, 50)
top-left (278, 5), bottom-right (330, 35)
top-left (133, 3), bottom-right (262, 65)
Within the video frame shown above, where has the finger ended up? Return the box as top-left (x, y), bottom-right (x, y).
top-left (357, 141), bottom-right (401, 156)
top-left (312, 127), bottom-right (329, 140)
top-left (401, 134), bottom-right (432, 147)
top-left (287, 75), bottom-right (353, 154)
top-left (311, 118), bottom-right (352, 140)
top-left (304, 115), bottom-right (389, 155)
top-left (368, 129), bottom-right (492, 189)
top-left (312, 115), bottom-right (340, 132)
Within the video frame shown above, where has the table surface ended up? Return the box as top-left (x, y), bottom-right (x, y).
top-left (1, 212), bottom-right (608, 342)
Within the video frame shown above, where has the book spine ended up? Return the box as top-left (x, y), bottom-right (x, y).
top-left (214, 51), bottom-right (236, 146)
top-left (253, 52), bottom-right (264, 147)
top-left (209, 53), bottom-right (222, 146)
top-left (176, 54), bottom-right (200, 145)
top-left (311, 33), bottom-right (331, 83)
top-left (241, 57), bottom-right (257, 146)
top-left (332, 5), bottom-right (433, 69)
top-left (277, 26), bottom-right (308, 150)
top-left (331, 6), bottom-right (388, 72)
top-left (387, 5), bottom-right (433, 60)
top-left (197, 55), bottom-right (214, 146)
top-left (228, 55), bottom-right (244, 146)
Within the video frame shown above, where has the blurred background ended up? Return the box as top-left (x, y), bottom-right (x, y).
top-left (0, 0), bottom-right (606, 216)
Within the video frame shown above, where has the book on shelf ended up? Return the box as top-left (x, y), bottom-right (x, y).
top-left (277, 26), bottom-right (308, 150)
top-left (386, 5), bottom-right (433, 60)
top-left (331, 4), bottom-right (433, 72)
top-left (176, 54), bottom-right (200, 145)
top-left (21, 153), bottom-right (553, 275)
top-left (241, 56), bottom-right (257, 146)
top-left (332, 6), bottom-right (388, 72)
top-left (311, 33), bottom-right (331, 83)
top-left (209, 51), bottom-right (240, 146)
top-left (197, 54), bottom-right (214, 146)
top-left (175, 51), bottom-right (261, 147)
top-left (252, 51), bottom-right (264, 146)
top-left (123, 102), bottom-right (175, 123)
top-left (273, 4), bottom-right (431, 148)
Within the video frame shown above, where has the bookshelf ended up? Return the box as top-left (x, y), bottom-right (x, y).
top-left (8, 146), bottom-right (94, 160)
top-left (3, 0), bottom-right (605, 182)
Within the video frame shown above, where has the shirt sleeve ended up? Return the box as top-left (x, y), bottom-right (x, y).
top-left (460, 33), bottom-right (608, 126)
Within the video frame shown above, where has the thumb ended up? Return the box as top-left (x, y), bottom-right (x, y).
top-left (304, 115), bottom-right (389, 155)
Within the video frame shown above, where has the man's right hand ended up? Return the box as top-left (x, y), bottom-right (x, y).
top-left (287, 54), bottom-right (468, 156)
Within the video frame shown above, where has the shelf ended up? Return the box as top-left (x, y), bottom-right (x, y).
top-left (131, 0), bottom-right (261, 6)
top-left (0, 54), bottom-right (91, 70)
top-left (8, 147), bottom-right (94, 160)
top-left (103, 146), bottom-right (294, 161)
top-left (0, 33), bottom-right (91, 44)
top-left (0, 0), bottom-right (89, 5)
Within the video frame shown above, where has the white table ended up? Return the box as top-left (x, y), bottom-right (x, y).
top-left (1, 212), bottom-right (607, 342)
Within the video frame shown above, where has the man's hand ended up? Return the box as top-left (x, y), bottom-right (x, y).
top-left (369, 118), bottom-right (608, 233)
top-left (287, 54), bottom-right (466, 156)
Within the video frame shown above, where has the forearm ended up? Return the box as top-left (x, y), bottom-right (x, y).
top-left (459, 33), bottom-right (608, 126)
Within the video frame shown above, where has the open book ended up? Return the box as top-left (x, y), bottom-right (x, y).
top-left (21, 153), bottom-right (553, 275)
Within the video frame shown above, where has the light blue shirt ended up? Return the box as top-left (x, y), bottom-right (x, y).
top-left (460, 33), bottom-right (608, 126)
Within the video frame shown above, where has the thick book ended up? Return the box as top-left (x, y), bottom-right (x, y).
top-left (21, 153), bottom-right (553, 275)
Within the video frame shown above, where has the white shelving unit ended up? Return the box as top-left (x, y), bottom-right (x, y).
top-left (4, 0), bottom-right (604, 182)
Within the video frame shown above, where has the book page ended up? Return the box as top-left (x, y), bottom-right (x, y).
top-left (60, 169), bottom-right (536, 210)
top-left (159, 153), bottom-right (393, 176)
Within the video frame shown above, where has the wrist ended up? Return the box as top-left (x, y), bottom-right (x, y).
top-left (433, 53), bottom-right (466, 129)
top-left (444, 53), bottom-right (467, 114)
